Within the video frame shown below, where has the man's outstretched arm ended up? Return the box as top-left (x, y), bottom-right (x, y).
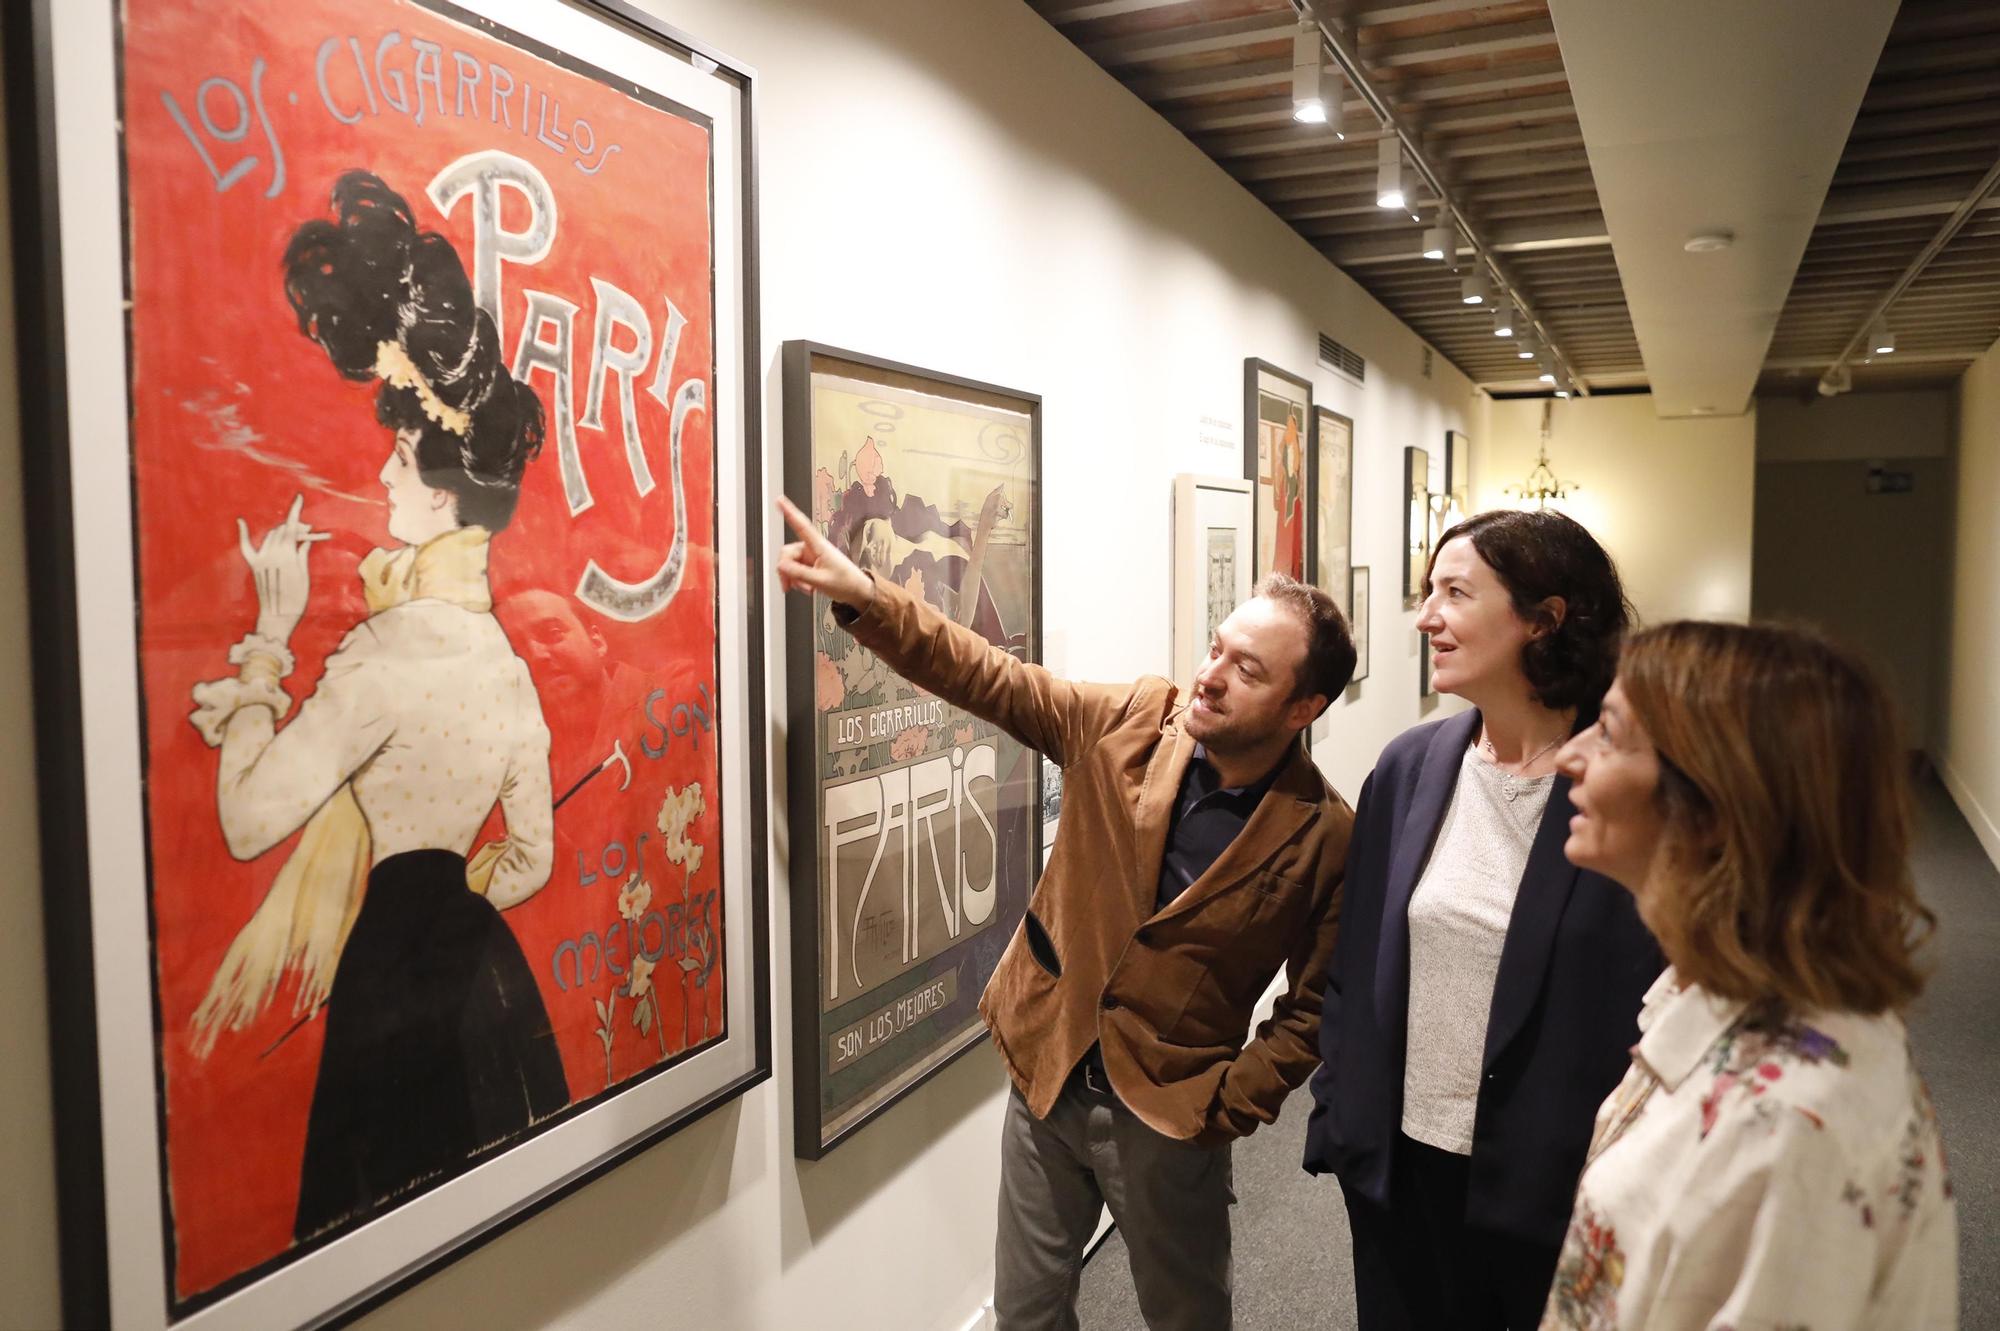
top-left (776, 497), bottom-right (1135, 766)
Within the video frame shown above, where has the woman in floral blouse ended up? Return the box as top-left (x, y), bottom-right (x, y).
top-left (1543, 621), bottom-right (1956, 1329)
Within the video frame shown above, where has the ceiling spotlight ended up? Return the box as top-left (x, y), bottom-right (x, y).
top-left (1818, 365), bottom-right (1853, 396)
top-left (1538, 369), bottom-right (1556, 384)
top-left (1292, 25), bottom-right (1335, 125)
top-left (1516, 339), bottom-right (1538, 360)
top-left (1460, 271), bottom-right (1488, 305)
top-left (1376, 134), bottom-right (1405, 211)
top-left (1422, 209), bottom-right (1450, 261)
top-left (1871, 320), bottom-right (1896, 355)
top-left (1683, 230), bottom-right (1735, 254)
top-left (1554, 386), bottom-right (1572, 399)
top-left (1493, 301), bottom-right (1517, 338)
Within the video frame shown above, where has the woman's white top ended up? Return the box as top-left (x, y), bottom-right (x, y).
top-left (214, 599), bottom-right (555, 906)
top-left (1541, 968), bottom-right (1957, 1330)
top-left (1401, 747), bottom-right (1554, 1154)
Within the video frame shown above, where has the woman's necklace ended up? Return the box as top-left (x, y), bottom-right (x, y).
top-left (1479, 727), bottom-right (1563, 802)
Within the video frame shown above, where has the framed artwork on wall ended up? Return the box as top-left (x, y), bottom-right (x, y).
top-left (782, 341), bottom-right (1043, 1159)
top-left (1404, 445), bottom-right (1433, 608)
top-left (1171, 473), bottom-right (1255, 690)
top-left (1243, 359), bottom-right (1312, 581)
top-left (1310, 407), bottom-right (1354, 621)
top-left (1349, 567), bottom-right (1371, 685)
top-left (11, 3), bottom-right (767, 1326)
top-left (1445, 429), bottom-right (1472, 520)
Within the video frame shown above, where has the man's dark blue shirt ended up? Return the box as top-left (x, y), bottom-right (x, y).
top-left (1154, 743), bottom-right (1284, 912)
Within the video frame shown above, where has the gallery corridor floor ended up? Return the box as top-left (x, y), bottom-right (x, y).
top-left (1076, 773), bottom-right (1999, 1330)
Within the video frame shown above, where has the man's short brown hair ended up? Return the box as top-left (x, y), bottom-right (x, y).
top-left (1253, 573), bottom-right (1356, 706)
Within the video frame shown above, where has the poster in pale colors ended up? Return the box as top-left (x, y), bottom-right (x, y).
top-left (1314, 408), bottom-right (1354, 620)
top-left (795, 350), bottom-right (1039, 1153)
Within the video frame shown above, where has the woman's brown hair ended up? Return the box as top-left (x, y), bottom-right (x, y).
top-left (1618, 621), bottom-right (1933, 1014)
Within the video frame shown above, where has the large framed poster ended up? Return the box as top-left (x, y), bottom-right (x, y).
top-left (10, 2), bottom-right (766, 1327)
top-left (782, 341), bottom-right (1043, 1158)
top-left (1243, 359), bottom-right (1312, 581)
top-left (1310, 407), bottom-right (1354, 621)
top-left (1170, 473), bottom-right (1254, 691)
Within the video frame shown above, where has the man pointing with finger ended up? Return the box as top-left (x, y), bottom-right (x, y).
top-left (777, 496), bottom-right (1355, 1331)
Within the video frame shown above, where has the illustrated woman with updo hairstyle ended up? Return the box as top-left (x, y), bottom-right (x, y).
top-left (186, 171), bottom-right (567, 1241)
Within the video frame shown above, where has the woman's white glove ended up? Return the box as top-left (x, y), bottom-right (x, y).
top-left (236, 492), bottom-right (328, 646)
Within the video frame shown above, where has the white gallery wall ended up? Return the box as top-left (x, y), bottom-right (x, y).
top-left (1477, 394), bottom-right (1757, 627)
top-left (1943, 341), bottom-right (2000, 868)
top-left (0, 1), bottom-right (1480, 1328)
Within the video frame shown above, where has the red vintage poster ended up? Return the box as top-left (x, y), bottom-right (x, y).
top-left (119, 0), bottom-right (725, 1308)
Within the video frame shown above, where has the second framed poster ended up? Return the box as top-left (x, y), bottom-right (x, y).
top-left (1244, 359), bottom-right (1312, 581)
top-left (783, 341), bottom-right (1043, 1158)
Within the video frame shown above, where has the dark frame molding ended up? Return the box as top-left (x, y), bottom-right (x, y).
top-left (7, 2), bottom-right (769, 1325)
top-left (1241, 357), bottom-right (1313, 584)
top-left (780, 338), bottom-right (1044, 1161)
top-left (4, 1), bottom-right (106, 1324)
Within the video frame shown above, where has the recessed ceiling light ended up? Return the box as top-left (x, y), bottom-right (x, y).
top-left (1684, 230), bottom-right (1735, 254)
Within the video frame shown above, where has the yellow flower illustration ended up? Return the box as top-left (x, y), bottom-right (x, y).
top-left (657, 782), bottom-right (708, 866)
top-left (617, 874), bottom-right (652, 923)
top-left (627, 953), bottom-right (655, 1000)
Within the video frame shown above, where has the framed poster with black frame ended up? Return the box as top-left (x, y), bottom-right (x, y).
top-left (1349, 567), bottom-right (1371, 685)
top-left (782, 340), bottom-right (1043, 1159)
top-left (10, 3), bottom-right (767, 1327)
top-left (1243, 359), bottom-right (1312, 581)
top-left (1403, 444), bottom-right (1433, 608)
top-left (1309, 407), bottom-right (1354, 622)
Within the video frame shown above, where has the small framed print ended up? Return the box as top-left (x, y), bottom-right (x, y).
top-left (1172, 473), bottom-right (1256, 690)
top-left (1445, 428), bottom-right (1472, 518)
top-left (1349, 567), bottom-right (1371, 686)
top-left (1310, 408), bottom-right (1354, 621)
top-left (1404, 445), bottom-right (1433, 608)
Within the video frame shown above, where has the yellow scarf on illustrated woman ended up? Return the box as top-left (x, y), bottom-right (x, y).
top-left (189, 525), bottom-right (513, 1056)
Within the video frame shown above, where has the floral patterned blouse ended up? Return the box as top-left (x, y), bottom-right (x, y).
top-left (1541, 968), bottom-right (1957, 1331)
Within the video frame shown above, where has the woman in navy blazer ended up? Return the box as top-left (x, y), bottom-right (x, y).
top-left (1302, 510), bottom-right (1662, 1330)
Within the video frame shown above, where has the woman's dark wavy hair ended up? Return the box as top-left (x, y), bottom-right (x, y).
top-left (1425, 508), bottom-right (1631, 718)
top-left (282, 171), bottom-right (544, 531)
